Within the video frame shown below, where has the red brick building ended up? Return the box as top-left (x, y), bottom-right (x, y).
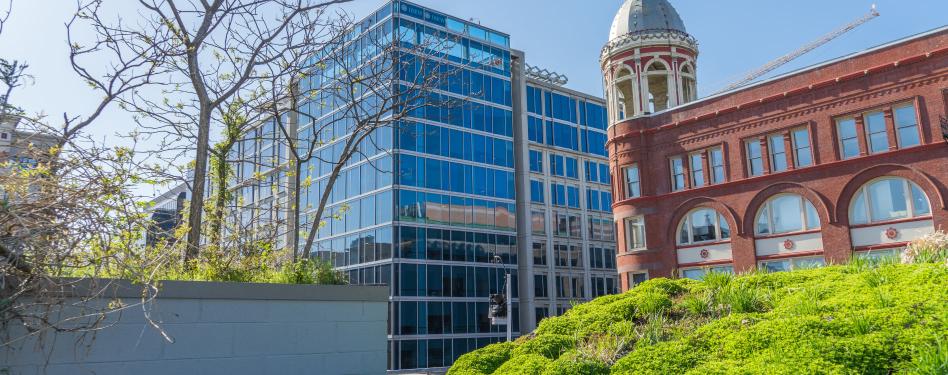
top-left (602, 0), bottom-right (948, 290)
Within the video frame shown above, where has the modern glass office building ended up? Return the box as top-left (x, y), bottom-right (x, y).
top-left (216, 1), bottom-right (616, 371)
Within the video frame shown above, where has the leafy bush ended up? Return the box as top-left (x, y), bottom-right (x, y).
top-left (492, 354), bottom-right (551, 375)
top-left (449, 261), bottom-right (948, 374)
top-left (905, 337), bottom-right (948, 375)
top-left (447, 342), bottom-right (514, 375)
top-left (511, 334), bottom-right (574, 360)
top-left (543, 351), bottom-right (609, 375)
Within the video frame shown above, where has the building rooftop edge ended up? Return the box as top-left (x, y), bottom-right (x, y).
top-left (633, 24), bottom-right (948, 119)
top-left (524, 77), bottom-right (605, 104)
top-left (395, 0), bottom-right (511, 38)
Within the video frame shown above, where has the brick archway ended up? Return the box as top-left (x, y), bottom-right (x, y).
top-left (835, 164), bottom-right (947, 225)
top-left (743, 182), bottom-right (835, 234)
top-left (666, 197), bottom-right (741, 242)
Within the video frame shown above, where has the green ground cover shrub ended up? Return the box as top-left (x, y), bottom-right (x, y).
top-left (447, 241), bottom-right (948, 375)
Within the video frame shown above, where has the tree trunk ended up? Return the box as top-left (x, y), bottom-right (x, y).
top-left (291, 160), bottom-right (302, 261)
top-left (185, 107), bottom-right (212, 261)
top-left (301, 153), bottom-right (347, 257)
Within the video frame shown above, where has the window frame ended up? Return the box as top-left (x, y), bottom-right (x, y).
top-left (855, 248), bottom-right (903, 261)
top-left (893, 102), bottom-right (921, 148)
top-left (754, 194), bottom-right (821, 236)
top-left (626, 271), bottom-right (649, 289)
top-left (623, 164), bottom-right (641, 199)
top-left (679, 264), bottom-right (734, 280)
top-left (759, 256), bottom-right (825, 273)
top-left (689, 152), bottom-right (705, 188)
top-left (709, 146), bottom-right (726, 184)
top-left (864, 110), bottom-right (889, 154)
top-left (676, 208), bottom-right (731, 246)
top-left (745, 139), bottom-right (764, 177)
top-left (624, 216), bottom-right (647, 252)
top-left (529, 179), bottom-right (545, 204)
top-left (531, 210), bottom-right (546, 235)
top-left (791, 127), bottom-right (813, 168)
top-left (528, 150), bottom-right (543, 173)
top-left (849, 177), bottom-right (932, 225)
top-left (836, 117), bottom-right (861, 160)
top-left (670, 157), bottom-right (685, 191)
top-left (767, 133), bottom-right (788, 173)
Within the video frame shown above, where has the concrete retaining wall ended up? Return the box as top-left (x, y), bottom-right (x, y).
top-left (2, 280), bottom-right (388, 375)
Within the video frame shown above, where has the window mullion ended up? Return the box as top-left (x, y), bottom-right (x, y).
top-left (714, 213), bottom-right (720, 240)
top-left (799, 197), bottom-right (806, 230)
top-left (684, 218), bottom-right (691, 245)
top-left (904, 180), bottom-right (914, 218)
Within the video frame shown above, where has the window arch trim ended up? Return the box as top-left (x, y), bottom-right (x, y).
top-left (675, 207), bottom-right (732, 247)
top-left (743, 182), bottom-right (831, 235)
top-left (848, 176), bottom-right (932, 226)
top-left (679, 61), bottom-right (696, 76)
top-left (754, 193), bottom-right (821, 237)
top-left (835, 164), bottom-right (946, 223)
top-left (643, 58), bottom-right (670, 73)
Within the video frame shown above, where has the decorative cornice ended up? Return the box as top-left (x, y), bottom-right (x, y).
top-left (608, 65), bottom-right (948, 154)
top-left (601, 29), bottom-right (699, 62)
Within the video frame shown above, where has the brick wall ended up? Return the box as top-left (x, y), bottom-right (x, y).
top-left (607, 28), bottom-right (948, 288)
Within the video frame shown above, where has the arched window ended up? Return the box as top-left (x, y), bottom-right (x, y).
top-left (680, 63), bottom-right (697, 103)
top-left (677, 208), bottom-right (731, 245)
top-left (645, 61), bottom-right (670, 113)
top-left (755, 194), bottom-right (820, 236)
top-left (850, 177), bottom-right (931, 225)
top-left (614, 67), bottom-right (635, 121)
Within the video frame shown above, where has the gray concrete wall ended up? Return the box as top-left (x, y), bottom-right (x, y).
top-left (2, 280), bottom-right (388, 375)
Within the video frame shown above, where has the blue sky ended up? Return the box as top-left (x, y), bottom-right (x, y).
top-left (0, 0), bottom-right (945, 197)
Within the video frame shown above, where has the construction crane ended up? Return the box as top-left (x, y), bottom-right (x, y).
top-left (717, 4), bottom-right (880, 93)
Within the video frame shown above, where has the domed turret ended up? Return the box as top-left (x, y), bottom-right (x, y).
top-left (608, 0), bottom-right (688, 41)
top-left (602, 0), bottom-right (699, 120)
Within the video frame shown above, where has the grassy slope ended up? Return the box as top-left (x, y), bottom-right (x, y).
top-left (448, 261), bottom-right (948, 375)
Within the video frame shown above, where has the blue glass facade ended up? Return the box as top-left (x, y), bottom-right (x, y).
top-left (221, 1), bottom-right (616, 371)
top-left (294, 1), bottom-right (519, 371)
